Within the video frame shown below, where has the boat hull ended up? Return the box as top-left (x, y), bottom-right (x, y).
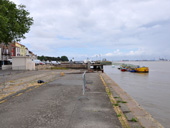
top-left (135, 67), bottom-right (149, 73)
top-left (129, 69), bottom-right (136, 72)
top-left (121, 68), bottom-right (127, 72)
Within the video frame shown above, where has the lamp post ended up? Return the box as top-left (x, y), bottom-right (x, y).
top-left (99, 54), bottom-right (101, 62)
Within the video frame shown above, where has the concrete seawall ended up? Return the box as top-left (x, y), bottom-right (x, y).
top-left (101, 72), bottom-right (164, 128)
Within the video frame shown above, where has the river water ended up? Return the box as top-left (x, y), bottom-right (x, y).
top-left (104, 61), bottom-right (170, 128)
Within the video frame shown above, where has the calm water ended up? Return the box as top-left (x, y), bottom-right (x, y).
top-left (104, 61), bottom-right (170, 127)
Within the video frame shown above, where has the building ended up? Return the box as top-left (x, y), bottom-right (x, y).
top-left (14, 42), bottom-right (21, 56)
top-left (26, 48), bottom-right (29, 56)
top-left (0, 42), bottom-right (35, 61)
top-left (28, 51), bottom-right (37, 60)
top-left (20, 44), bottom-right (26, 56)
top-left (0, 42), bottom-right (36, 70)
top-left (0, 43), bottom-right (15, 60)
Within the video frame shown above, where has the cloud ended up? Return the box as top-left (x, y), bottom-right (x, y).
top-left (104, 48), bottom-right (145, 57)
top-left (10, 0), bottom-right (170, 60)
top-left (105, 49), bottom-right (122, 56)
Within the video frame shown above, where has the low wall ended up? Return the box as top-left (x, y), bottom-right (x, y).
top-left (35, 65), bottom-right (54, 70)
top-left (36, 64), bottom-right (87, 70)
top-left (12, 65), bottom-right (26, 70)
top-left (2, 65), bottom-right (12, 70)
top-left (54, 64), bottom-right (87, 69)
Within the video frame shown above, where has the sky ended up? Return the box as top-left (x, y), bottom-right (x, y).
top-left (10, 0), bottom-right (170, 61)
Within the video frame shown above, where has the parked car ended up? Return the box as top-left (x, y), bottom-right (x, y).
top-left (45, 61), bottom-right (50, 64)
top-left (74, 61), bottom-right (83, 64)
top-left (33, 60), bottom-right (40, 65)
top-left (91, 61), bottom-right (95, 64)
top-left (39, 62), bottom-right (45, 65)
top-left (51, 61), bottom-right (57, 65)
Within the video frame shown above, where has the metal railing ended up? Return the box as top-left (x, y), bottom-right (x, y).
top-left (0, 66), bottom-right (29, 94)
top-left (0, 73), bottom-right (11, 94)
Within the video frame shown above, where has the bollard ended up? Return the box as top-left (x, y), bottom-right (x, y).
top-left (60, 72), bottom-right (64, 76)
top-left (82, 71), bottom-right (86, 95)
top-left (78, 71), bottom-right (89, 100)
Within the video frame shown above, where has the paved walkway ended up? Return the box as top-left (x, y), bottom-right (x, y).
top-left (0, 71), bottom-right (122, 128)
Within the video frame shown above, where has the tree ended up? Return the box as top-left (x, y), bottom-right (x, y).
top-left (38, 55), bottom-right (68, 62)
top-left (61, 56), bottom-right (69, 61)
top-left (37, 55), bottom-right (47, 61)
top-left (56, 57), bottom-right (61, 61)
top-left (0, 0), bottom-right (33, 45)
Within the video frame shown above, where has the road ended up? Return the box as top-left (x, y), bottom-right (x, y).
top-left (0, 72), bottom-right (121, 128)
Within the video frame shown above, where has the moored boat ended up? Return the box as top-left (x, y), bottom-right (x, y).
top-left (112, 65), bottom-right (115, 68)
top-left (121, 68), bottom-right (127, 72)
top-left (118, 63), bottom-right (149, 73)
top-left (128, 68), bottom-right (136, 72)
top-left (135, 67), bottom-right (149, 73)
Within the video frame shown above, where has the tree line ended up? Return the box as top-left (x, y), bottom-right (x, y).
top-left (37, 55), bottom-right (69, 62)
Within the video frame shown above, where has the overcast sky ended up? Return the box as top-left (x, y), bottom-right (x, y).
top-left (11, 0), bottom-right (170, 60)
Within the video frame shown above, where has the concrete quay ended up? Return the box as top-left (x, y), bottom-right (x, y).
top-left (101, 73), bottom-right (164, 128)
top-left (0, 70), bottom-right (163, 128)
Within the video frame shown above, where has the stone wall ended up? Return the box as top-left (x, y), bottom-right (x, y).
top-left (35, 64), bottom-right (87, 70)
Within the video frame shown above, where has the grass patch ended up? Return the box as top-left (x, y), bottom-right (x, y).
top-left (101, 61), bottom-right (112, 65)
top-left (130, 118), bottom-right (138, 122)
top-left (106, 88), bottom-right (112, 96)
top-left (51, 67), bottom-right (68, 70)
top-left (107, 91), bottom-right (112, 96)
top-left (125, 114), bottom-right (128, 119)
top-left (121, 101), bottom-right (127, 103)
top-left (110, 99), bottom-right (114, 103)
top-left (117, 114), bottom-right (121, 117)
top-left (117, 100), bottom-right (127, 103)
top-left (113, 103), bottom-right (119, 106)
top-left (117, 100), bottom-right (121, 103)
top-left (114, 96), bottom-right (120, 98)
